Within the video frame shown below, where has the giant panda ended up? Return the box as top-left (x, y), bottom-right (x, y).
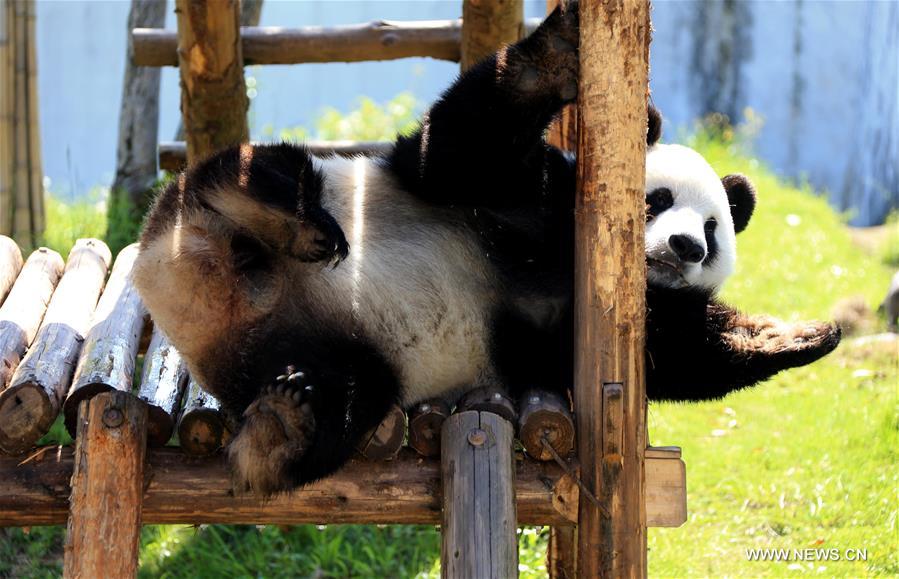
top-left (133, 3), bottom-right (840, 493)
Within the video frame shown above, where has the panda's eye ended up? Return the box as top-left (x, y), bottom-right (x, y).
top-left (704, 218), bottom-right (719, 263)
top-left (704, 218), bottom-right (717, 233)
top-left (646, 187), bottom-right (674, 221)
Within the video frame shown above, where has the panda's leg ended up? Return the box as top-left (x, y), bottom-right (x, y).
top-left (645, 288), bottom-right (842, 401)
top-left (227, 338), bottom-right (401, 494)
top-left (388, 2), bottom-right (578, 206)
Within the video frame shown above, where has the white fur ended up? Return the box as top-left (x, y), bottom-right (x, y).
top-left (644, 143), bottom-right (737, 292)
top-left (297, 155), bottom-right (501, 404)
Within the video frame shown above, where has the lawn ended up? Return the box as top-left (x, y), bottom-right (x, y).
top-left (1, 128), bottom-right (896, 578)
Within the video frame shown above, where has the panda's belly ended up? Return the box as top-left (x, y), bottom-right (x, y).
top-left (294, 156), bottom-right (500, 405)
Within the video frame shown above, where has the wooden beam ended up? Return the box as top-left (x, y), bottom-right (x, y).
top-left (442, 411), bottom-right (518, 578)
top-left (133, 20), bottom-right (543, 67)
top-left (574, 1), bottom-right (651, 577)
top-left (460, 0), bottom-right (523, 71)
top-left (63, 391), bottom-right (148, 578)
top-left (0, 235), bottom-right (23, 305)
top-left (175, 0), bottom-right (249, 161)
top-left (158, 140), bottom-right (395, 172)
top-left (0, 446), bottom-right (684, 528)
top-left (0, 239), bottom-right (110, 454)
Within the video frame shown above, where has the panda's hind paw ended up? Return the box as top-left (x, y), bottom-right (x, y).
top-left (227, 367), bottom-right (316, 495)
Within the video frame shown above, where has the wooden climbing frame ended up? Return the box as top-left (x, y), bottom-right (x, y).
top-left (0, 2), bottom-right (684, 577)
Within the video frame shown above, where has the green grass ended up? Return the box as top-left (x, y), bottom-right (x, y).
top-left (3, 122), bottom-right (896, 577)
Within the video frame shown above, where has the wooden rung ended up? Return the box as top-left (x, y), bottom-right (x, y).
top-left (133, 19), bottom-right (543, 68)
top-left (63, 244), bottom-right (145, 436)
top-left (0, 448), bottom-right (686, 527)
top-left (176, 379), bottom-right (230, 456)
top-left (0, 239), bottom-right (111, 454)
top-left (137, 329), bottom-right (189, 447)
top-left (158, 140), bottom-right (394, 172)
top-left (0, 235), bottom-right (24, 305)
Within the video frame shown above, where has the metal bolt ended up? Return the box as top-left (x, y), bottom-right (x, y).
top-left (103, 407), bottom-right (124, 428)
top-left (467, 428), bottom-right (487, 447)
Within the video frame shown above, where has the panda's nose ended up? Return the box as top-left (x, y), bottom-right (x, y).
top-left (668, 234), bottom-right (706, 263)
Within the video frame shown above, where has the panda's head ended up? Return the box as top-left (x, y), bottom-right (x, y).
top-left (644, 106), bottom-right (756, 294)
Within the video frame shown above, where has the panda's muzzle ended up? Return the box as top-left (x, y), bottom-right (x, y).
top-left (667, 234), bottom-right (706, 264)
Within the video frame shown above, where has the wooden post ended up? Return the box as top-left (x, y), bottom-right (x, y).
top-left (460, 0), bottom-right (523, 70)
top-left (177, 378), bottom-right (230, 456)
top-left (441, 410), bottom-right (517, 579)
top-left (0, 239), bottom-right (110, 453)
top-left (548, 527), bottom-right (578, 579)
top-left (138, 329), bottom-right (190, 446)
top-left (0, 247), bottom-right (63, 390)
top-left (64, 244), bottom-right (146, 435)
top-left (574, 1), bottom-right (651, 577)
top-left (63, 390), bottom-right (148, 578)
top-left (175, 0), bottom-right (249, 162)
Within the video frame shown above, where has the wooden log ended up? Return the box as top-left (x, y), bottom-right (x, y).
top-left (408, 397), bottom-right (451, 457)
top-left (517, 388), bottom-right (575, 461)
top-left (355, 403), bottom-right (406, 460)
top-left (175, 0), bottom-right (249, 162)
top-left (573, 1), bottom-right (651, 575)
top-left (158, 139), bottom-right (395, 172)
top-left (0, 448), bottom-right (577, 527)
top-left (441, 410), bottom-right (517, 578)
top-left (0, 247), bottom-right (63, 390)
top-left (460, 0), bottom-right (523, 71)
top-left (177, 378), bottom-right (230, 456)
top-left (63, 391), bottom-right (148, 578)
top-left (548, 526), bottom-right (577, 579)
top-left (456, 385), bottom-right (517, 423)
top-left (63, 244), bottom-right (146, 436)
top-left (0, 235), bottom-right (23, 304)
top-left (0, 239), bottom-right (111, 454)
top-left (138, 329), bottom-right (189, 447)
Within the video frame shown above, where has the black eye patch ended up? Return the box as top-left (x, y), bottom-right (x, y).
top-left (704, 218), bottom-right (719, 264)
top-left (646, 187), bottom-right (674, 220)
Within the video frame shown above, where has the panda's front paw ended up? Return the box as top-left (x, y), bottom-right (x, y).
top-left (227, 367), bottom-right (316, 495)
top-left (511, 0), bottom-right (579, 101)
top-left (288, 208), bottom-right (350, 266)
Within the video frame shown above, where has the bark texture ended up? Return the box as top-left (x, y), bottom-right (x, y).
top-left (460, 0), bottom-right (524, 70)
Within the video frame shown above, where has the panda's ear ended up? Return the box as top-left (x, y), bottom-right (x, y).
top-left (647, 105), bottom-right (662, 146)
top-left (722, 174), bottom-right (756, 233)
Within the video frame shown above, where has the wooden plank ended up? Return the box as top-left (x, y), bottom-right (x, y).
top-left (63, 391), bottom-right (148, 579)
top-left (0, 247), bottom-right (63, 390)
top-left (0, 239), bottom-right (110, 453)
top-left (460, 0), bottom-right (523, 70)
top-left (137, 329), bottom-right (189, 447)
top-left (574, 1), bottom-right (652, 577)
top-left (63, 244), bottom-right (145, 436)
top-left (0, 448), bottom-right (577, 527)
top-left (441, 411), bottom-right (517, 579)
top-left (645, 453), bottom-right (687, 528)
top-left (175, 0), bottom-right (248, 162)
top-left (158, 140), bottom-right (395, 172)
top-left (0, 235), bottom-right (23, 304)
top-left (177, 378), bottom-right (229, 456)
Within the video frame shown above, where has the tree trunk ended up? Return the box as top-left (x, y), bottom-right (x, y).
top-left (0, 0), bottom-right (44, 249)
top-left (110, 0), bottom-right (166, 214)
top-left (460, 0), bottom-right (523, 71)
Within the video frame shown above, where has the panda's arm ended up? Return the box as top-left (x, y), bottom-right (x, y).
top-left (645, 287), bottom-right (841, 401)
top-left (387, 3), bottom-right (578, 208)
